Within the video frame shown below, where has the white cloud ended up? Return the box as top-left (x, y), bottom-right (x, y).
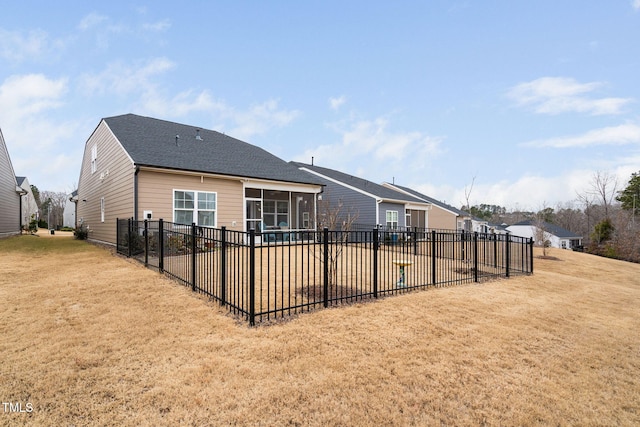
top-left (522, 123), bottom-right (640, 148)
top-left (633, 0), bottom-right (640, 11)
top-left (0, 28), bottom-right (56, 63)
top-left (507, 77), bottom-right (632, 115)
top-left (228, 100), bottom-right (300, 140)
top-left (329, 96), bottom-right (347, 110)
top-left (296, 116), bottom-right (443, 181)
top-left (78, 12), bottom-right (108, 31)
top-left (78, 57), bottom-right (175, 96)
top-left (0, 74), bottom-right (68, 124)
top-left (0, 73), bottom-right (85, 191)
top-left (142, 19), bottom-right (171, 32)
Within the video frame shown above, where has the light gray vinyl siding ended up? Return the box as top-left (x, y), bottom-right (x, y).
top-left (0, 130), bottom-right (20, 237)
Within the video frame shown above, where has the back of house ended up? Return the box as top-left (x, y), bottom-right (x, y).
top-left (0, 128), bottom-right (22, 237)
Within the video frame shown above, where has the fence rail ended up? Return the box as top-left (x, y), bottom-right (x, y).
top-left (117, 218), bottom-right (533, 325)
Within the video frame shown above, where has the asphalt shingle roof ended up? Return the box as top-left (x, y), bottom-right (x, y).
top-left (292, 162), bottom-right (427, 204)
top-left (103, 114), bottom-right (322, 186)
top-left (386, 183), bottom-right (469, 216)
top-left (511, 220), bottom-right (581, 238)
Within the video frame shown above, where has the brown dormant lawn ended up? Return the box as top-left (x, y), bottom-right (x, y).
top-left (1, 232), bottom-right (639, 426)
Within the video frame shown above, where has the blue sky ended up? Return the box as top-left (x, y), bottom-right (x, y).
top-left (2, 1), bottom-right (639, 211)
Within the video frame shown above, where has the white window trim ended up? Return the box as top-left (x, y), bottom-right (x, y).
top-left (91, 145), bottom-right (97, 174)
top-left (173, 189), bottom-right (217, 227)
top-left (386, 210), bottom-right (398, 228)
top-left (100, 197), bottom-right (105, 223)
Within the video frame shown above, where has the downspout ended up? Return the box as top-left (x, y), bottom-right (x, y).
top-left (19, 194), bottom-right (23, 232)
top-left (134, 165), bottom-right (140, 221)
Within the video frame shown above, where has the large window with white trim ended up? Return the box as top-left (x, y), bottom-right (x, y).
top-left (173, 190), bottom-right (217, 226)
top-left (386, 210), bottom-right (398, 228)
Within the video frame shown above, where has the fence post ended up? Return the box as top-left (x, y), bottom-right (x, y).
top-left (413, 226), bottom-right (418, 256)
top-left (323, 227), bottom-right (329, 308)
top-left (191, 222), bottom-right (197, 292)
top-left (493, 233), bottom-right (498, 269)
top-left (473, 232), bottom-right (479, 283)
top-left (505, 234), bottom-right (511, 278)
top-left (529, 237), bottom-right (534, 274)
top-left (144, 219), bottom-right (149, 267)
top-left (220, 226), bottom-right (227, 306)
top-left (373, 227), bottom-right (378, 298)
top-left (431, 230), bottom-right (437, 285)
top-left (158, 219), bottom-right (164, 273)
top-left (249, 228), bottom-right (256, 326)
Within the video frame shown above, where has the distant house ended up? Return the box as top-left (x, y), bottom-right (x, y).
top-left (63, 190), bottom-right (78, 228)
top-left (382, 183), bottom-right (472, 231)
top-left (16, 176), bottom-right (38, 228)
top-left (76, 114), bottom-right (324, 245)
top-left (507, 220), bottom-right (582, 249)
top-left (0, 128), bottom-right (26, 237)
top-left (293, 163), bottom-right (431, 230)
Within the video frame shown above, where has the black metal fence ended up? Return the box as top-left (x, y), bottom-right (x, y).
top-left (117, 218), bottom-right (533, 325)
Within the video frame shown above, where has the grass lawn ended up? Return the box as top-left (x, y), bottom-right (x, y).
top-left (1, 232), bottom-right (639, 426)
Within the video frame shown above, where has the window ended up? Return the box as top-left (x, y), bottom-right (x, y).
top-left (263, 200), bottom-right (288, 227)
top-left (100, 197), bottom-right (105, 222)
top-left (386, 210), bottom-right (398, 229)
top-left (173, 190), bottom-right (216, 227)
top-left (91, 145), bottom-right (97, 174)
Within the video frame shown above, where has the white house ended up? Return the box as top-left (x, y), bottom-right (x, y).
top-left (16, 176), bottom-right (38, 229)
top-left (63, 190), bottom-right (78, 228)
top-left (507, 220), bottom-right (582, 249)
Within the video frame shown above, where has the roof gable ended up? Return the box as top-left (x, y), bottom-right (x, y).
top-left (384, 183), bottom-right (469, 217)
top-left (293, 163), bottom-right (427, 204)
top-left (102, 114), bottom-right (322, 186)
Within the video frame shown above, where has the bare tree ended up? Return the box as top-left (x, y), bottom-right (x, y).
top-left (312, 193), bottom-right (359, 297)
top-left (462, 174), bottom-right (477, 212)
top-left (534, 203), bottom-right (553, 256)
top-left (587, 170), bottom-right (619, 219)
top-left (39, 191), bottom-right (68, 228)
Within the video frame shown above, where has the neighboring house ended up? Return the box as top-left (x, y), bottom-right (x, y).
top-left (382, 183), bottom-right (472, 231)
top-left (16, 176), bottom-right (38, 229)
top-left (63, 190), bottom-right (78, 228)
top-left (487, 222), bottom-right (510, 235)
top-left (76, 114), bottom-right (324, 245)
top-left (507, 220), bottom-right (582, 249)
top-left (0, 127), bottom-right (25, 237)
top-left (293, 163), bottom-right (431, 230)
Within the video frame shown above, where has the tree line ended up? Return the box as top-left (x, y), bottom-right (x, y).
top-left (463, 170), bottom-right (640, 263)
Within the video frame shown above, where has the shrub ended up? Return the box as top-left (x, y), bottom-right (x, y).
top-left (74, 225), bottom-right (88, 240)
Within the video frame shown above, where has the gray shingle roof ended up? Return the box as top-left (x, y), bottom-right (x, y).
top-left (385, 183), bottom-right (469, 217)
top-left (292, 162), bottom-right (427, 204)
top-left (511, 220), bottom-right (581, 238)
top-left (103, 114), bottom-right (322, 186)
